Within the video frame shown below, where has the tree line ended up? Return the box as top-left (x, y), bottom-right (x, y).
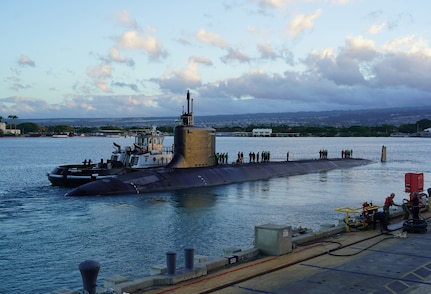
top-left (1, 118), bottom-right (431, 137)
top-left (215, 119), bottom-right (431, 137)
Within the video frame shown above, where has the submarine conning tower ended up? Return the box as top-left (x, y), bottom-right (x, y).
top-left (166, 90), bottom-right (216, 169)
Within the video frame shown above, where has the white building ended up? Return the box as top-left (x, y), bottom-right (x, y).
top-left (252, 128), bottom-right (272, 137)
top-left (0, 122), bottom-right (21, 135)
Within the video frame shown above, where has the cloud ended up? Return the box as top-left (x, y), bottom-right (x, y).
top-left (250, 0), bottom-right (291, 14)
top-left (302, 35), bottom-right (379, 86)
top-left (5, 76), bottom-right (31, 91)
top-left (0, 96), bottom-right (61, 115)
top-left (344, 35), bottom-right (377, 61)
top-left (189, 32), bottom-right (431, 114)
top-left (0, 93), bottom-right (183, 119)
top-left (220, 70), bottom-right (294, 99)
top-left (221, 48), bottom-right (252, 64)
top-left (4, 36), bottom-right (431, 121)
top-left (90, 48), bottom-right (135, 67)
top-left (112, 11), bottom-right (166, 61)
top-left (301, 34), bottom-right (431, 97)
top-left (381, 35), bottom-right (430, 54)
top-left (4, 5), bottom-right (431, 121)
top-left (197, 54), bottom-right (431, 113)
top-left (157, 61), bottom-right (202, 93)
top-left (305, 48), bottom-right (367, 86)
top-left (117, 30), bottom-right (168, 61)
top-left (115, 10), bottom-right (140, 30)
top-left (331, 0), bottom-right (355, 4)
top-left (18, 55), bottom-right (35, 67)
top-left (387, 11), bottom-right (414, 30)
top-left (247, 25), bottom-right (272, 36)
top-left (287, 9), bottom-right (322, 39)
top-left (367, 22), bottom-right (386, 34)
top-left (188, 56), bottom-right (213, 66)
top-left (196, 29), bottom-right (229, 49)
top-left (85, 64), bottom-right (115, 94)
top-left (176, 37), bottom-right (192, 46)
top-left (372, 51), bottom-right (431, 91)
top-left (10, 83), bottom-right (32, 91)
top-left (111, 81), bottom-right (139, 92)
top-left (94, 81), bottom-right (112, 93)
top-left (104, 48), bottom-right (135, 67)
top-left (87, 64), bottom-right (112, 79)
top-left (66, 93), bottom-right (184, 118)
top-left (257, 43), bottom-right (279, 60)
top-left (251, 0), bottom-right (353, 13)
top-left (252, 0), bottom-right (289, 9)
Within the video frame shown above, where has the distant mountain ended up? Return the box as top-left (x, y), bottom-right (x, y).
top-left (12, 106), bottom-right (431, 128)
top-left (194, 107), bottom-right (431, 128)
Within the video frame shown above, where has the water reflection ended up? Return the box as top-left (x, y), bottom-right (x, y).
top-left (171, 189), bottom-right (218, 208)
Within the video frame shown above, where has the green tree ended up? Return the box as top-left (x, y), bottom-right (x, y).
top-left (349, 126), bottom-right (371, 136)
top-left (100, 125), bottom-right (124, 130)
top-left (18, 122), bottom-right (40, 134)
top-left (74, 126), bottom-right (98, 134)
top-left (48, 125), bottom-right (75, 134)
top-left (156, 126), bottom-right (174, 133)
top-left (416, 119), bottom-right (431, 131)
top-left (398, 123), bottom-right (417, 134)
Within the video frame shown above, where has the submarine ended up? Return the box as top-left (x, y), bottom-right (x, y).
top-left (66, 91), bottom-right (372, 197)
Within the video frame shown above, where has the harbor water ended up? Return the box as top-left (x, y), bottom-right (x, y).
top-left (1, 136), bottom-right (430, 293)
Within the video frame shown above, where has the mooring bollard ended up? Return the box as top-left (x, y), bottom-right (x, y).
top-left (166, 251), bottom-right (177, 275)
top-left (79, 260), bottom-right (100, 294)
top-left (184, 247), bottom-right (194, 270)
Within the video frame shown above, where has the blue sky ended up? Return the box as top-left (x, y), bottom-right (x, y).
top-left (1, 0), bottom-right (431, 119)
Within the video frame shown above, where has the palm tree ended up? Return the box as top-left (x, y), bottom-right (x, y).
top-left (8, 115), bottom-right (18, 132)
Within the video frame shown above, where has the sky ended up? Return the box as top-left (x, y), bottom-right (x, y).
top-left (2, 0), bottom-right (431, 119)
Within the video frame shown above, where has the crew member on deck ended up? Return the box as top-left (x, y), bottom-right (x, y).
top-left (383, 193), bottom-right (400, 221)
top-left (412, 192), bottom-right (421, 220)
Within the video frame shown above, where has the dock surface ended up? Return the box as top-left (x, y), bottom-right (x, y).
top-left (133, 211), bottom-right (431, 294)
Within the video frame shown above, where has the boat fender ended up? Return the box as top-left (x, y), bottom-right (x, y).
top-left (403, 219), bottom-right (428, 233)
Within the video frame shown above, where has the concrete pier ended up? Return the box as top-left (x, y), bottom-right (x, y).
top-left (53, 207), bottom-right (429, 294)
top-left (115, 210), bottom-right (430, 294)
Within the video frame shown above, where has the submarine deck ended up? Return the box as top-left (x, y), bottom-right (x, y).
top-left (66, 158), bottom-right (372, 196)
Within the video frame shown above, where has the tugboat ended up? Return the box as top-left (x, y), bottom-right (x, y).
top-left (66, 90), bottom-right (372, 196)
top-left (47, 127), bottom-right (173, 187)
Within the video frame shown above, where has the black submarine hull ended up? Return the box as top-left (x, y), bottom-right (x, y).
top-left (66, 158), bottom-right (371, 196)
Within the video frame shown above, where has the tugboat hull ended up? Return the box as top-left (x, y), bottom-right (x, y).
top-left (48, 126), bottom-right (173, 187)
top-left (47, 164), bottom-right (127, 188)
